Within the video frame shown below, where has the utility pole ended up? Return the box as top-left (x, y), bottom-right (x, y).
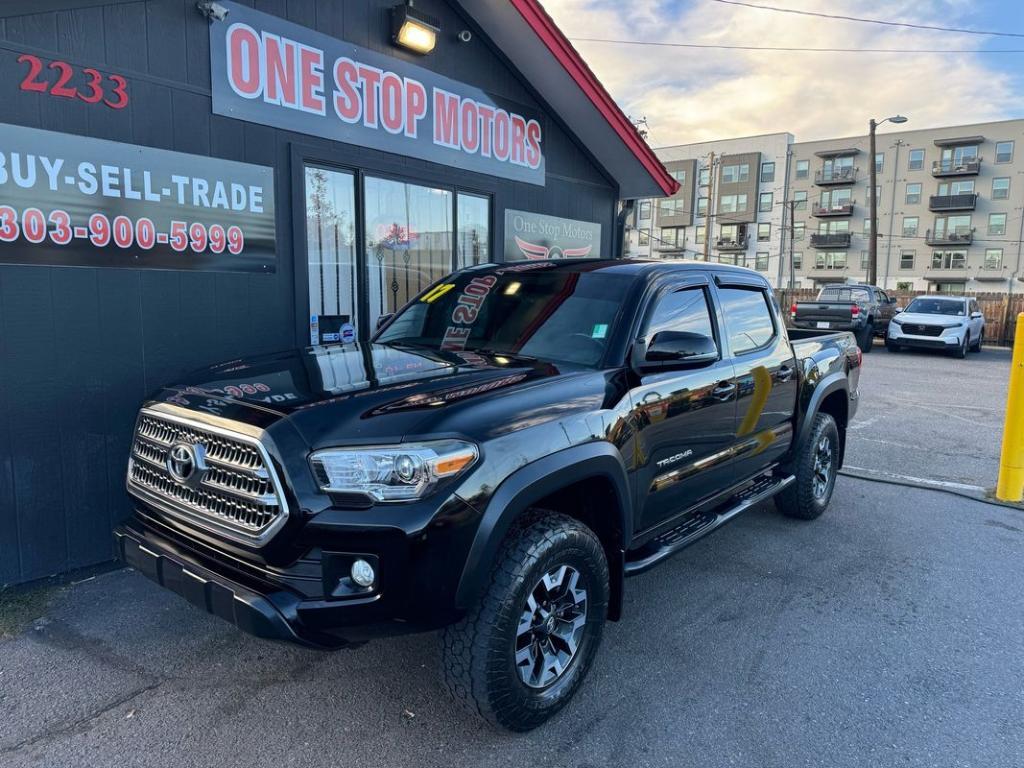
top-left (788, 200), bottom-right (796, 289)
top-left (703, 151), bottom-right (715, 262)
top-left (868, 119), bottom-right (878, 286)
top-left (883, 139), bottom-right (903, 289)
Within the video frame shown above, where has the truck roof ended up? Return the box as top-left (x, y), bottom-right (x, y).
top-left (466, 258), bottom-right (766, 281)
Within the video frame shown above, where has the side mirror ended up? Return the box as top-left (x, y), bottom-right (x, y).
top-left (971, 311), bottom-right (983, 319)
top-left (642, 331), bottom-right (719, 367)
top-left (375, 313), bottom-right (395, 330)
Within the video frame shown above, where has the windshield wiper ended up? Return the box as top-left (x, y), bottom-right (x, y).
top-left (465, 347), bottom-right (538, 362)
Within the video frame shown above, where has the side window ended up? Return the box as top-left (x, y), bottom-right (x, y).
top-left (644, 287), bottom-right (716, 341)
top-left (718, 287), bottom-right (775, 354)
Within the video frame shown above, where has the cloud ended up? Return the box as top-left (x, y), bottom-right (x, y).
top-left (540, 0), bottom-right (1024, 145)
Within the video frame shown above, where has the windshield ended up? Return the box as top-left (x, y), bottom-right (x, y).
top-left (904, 298), bottom-right (966, 316)
top-left (818, 287), bottom-right (870, 303)
top-left (375, 265), bottom-right (631, 368)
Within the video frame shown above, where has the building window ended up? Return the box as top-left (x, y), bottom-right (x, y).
top-left (867, 185), bottom-right (881, 200)
top-left (906, 182), bottom-right (922, 204)
top-left (719, 223), bottom-right (745, 244)
top-left (818, 220), bottom-right (849, 234)
top-left (875, 152), bottom-right (884, 172)
top-left (755, 252), bottom-right (769, 271)
top-left (695, 226), bottom-right (705, 245)
top-left (722, 163), bottom-right (750, 183)
top-left (659, 198), bottom-right (685, 217)
top-left (457, 193), bottom-right (490, 268)
top-left (933, 282), bottom-right (964, 295)
top-left (984, 248), bottom-right (1003, 270)
top-left (659, 227), bottom-right (680, 248)
top-left (993, 177), bottom-right (1010, 200)
top-left (903, 216), bottom-right (919, 237)
top-left (908, 149), bottom-right (924, 170)
top-left (757, 222), bottom-right (771, 241)
top-left (795, 159), bottom-right (809, 179)
top-left (697, 197), bottom-right (709, 216)
top-left (818, 188), bottom-right (852, 210)
top-left (863, 218), bottom-right (872, 236)
top-left (989, 213), bottom-right (1007, 236)
top-left (699, 167), bottom-right (710, 186)
top-left (933, 214), bottom-right (971, 239)
top-left (638, 200), bottom-right (651, 221)
top-left (670, 169), bottom-right (687, 183)
top-left (860, 250), bottom-right (869, 269)
top-left (996, 141), bottom-right (1014, 163)
top-left (720, 194), bottom-right (748, 213)
top-left (759, 192), bottom-right (773, 212)
top-left (793, 222), bottom-right (805, 240)
top-left (792, 252), bottom-right (803, 269)
top-left (899, 250), bottom-right (915, 270)
top-left (931, 250), bottom-right (967, 270)
top-left (793, 190), bottom-right (807, 210)
top-left (761, 162), bottom-right (776, 183)
top-left (938, 179), bottom-right (974, 196)
top-left (814, 251), bottom-right (847, 269)
top-left (638, 230), bottom-right (649, 245)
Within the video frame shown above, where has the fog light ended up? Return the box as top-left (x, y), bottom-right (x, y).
top-left (351, 559), bottom-right (375, 587)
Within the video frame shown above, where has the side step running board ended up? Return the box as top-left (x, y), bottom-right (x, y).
top-left (623, 474), bottom-right (795, 577)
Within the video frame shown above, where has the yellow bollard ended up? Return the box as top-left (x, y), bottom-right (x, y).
top-left (996, 313), bottom-right (1024, 502)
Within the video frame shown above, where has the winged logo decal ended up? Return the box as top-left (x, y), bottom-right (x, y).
top-left (514, 236), bottom-right (593, 260)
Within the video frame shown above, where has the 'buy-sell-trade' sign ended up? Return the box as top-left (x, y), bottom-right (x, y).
top-left (209, 2), bottom-right (545, 186)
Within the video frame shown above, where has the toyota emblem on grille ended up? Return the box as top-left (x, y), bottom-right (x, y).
top-left (167, 443), bottom-right (197, 483)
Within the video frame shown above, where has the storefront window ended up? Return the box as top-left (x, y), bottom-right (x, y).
top-left (305, 165), bottom-right (357, 329)
top-left (365, 176), bottom-right (453, 326)
top-left (457, 193), bottom-right (490, 268)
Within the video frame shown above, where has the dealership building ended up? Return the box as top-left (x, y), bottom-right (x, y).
top-left (0, 0), bottom-right (676, 585)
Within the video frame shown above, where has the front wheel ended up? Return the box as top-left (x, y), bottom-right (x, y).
top-left (885, 338), bottom-right (901, 353)
top-left (442, 513), bottom-right (609, 731)
top-left (775, 413), bottom-right (839, 520)
top-left (971, 327), bottom-right (984, 353)
top-left (955, 334), bottom-right (969, 359)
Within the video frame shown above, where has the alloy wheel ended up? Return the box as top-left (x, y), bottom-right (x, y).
top-left (515, 565), bottom-right (588, 689)
top-left (812, 434), bottom-right (834, 500)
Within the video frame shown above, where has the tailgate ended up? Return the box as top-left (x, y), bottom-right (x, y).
top-left (793, 302), bottom-right (858, 327)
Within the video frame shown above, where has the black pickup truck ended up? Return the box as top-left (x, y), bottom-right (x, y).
top-left (790, 283), bottom-right (899, 352)
top-left (116, 259), bottom-right (861, 731)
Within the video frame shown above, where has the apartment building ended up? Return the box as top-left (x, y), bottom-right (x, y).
top-left (629, 119), bottom-right (1024, 293)
top-left (626, 133), bottom-right (794, 284)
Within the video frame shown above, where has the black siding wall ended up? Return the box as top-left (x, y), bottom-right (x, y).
top-left (0, 0), bottom-right (617, 585)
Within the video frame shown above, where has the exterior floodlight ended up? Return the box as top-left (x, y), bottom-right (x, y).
top-left (392, 2), bottom-right (440, 55)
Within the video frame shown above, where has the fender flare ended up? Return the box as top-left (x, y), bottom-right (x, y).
top-left (795, 371), bottom-right (849, 464)
top-left (454, 442), bottom-right (632, 614)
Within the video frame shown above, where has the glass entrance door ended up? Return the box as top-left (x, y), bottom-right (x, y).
top-left (304, 165), bottom-right (357, 343)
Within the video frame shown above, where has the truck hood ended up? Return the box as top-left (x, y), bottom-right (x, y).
top-left (151, 343), bottom-right (607, 447)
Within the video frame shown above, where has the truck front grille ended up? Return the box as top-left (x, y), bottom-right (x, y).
top-left (127, 408), bottom-right (288, 544)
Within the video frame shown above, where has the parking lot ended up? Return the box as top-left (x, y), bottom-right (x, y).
top-left (2, 345), bottom-right (1022, 768)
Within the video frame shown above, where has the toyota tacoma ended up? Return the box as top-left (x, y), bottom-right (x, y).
top-left (116, 259), bottom-right (861, 731)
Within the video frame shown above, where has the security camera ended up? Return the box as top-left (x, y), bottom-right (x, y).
top-left (458, 29), bottom-right (473, 43)
top-left (197, 1), bottom-right (230, 21)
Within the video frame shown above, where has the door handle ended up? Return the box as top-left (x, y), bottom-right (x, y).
top-left (777, 365), bottom-right (794, 382)
top-left (711, 381), bottom-right (736, 401)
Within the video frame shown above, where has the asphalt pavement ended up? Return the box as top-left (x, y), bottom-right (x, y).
top-left (2, 344), bottom-right (1021, 768)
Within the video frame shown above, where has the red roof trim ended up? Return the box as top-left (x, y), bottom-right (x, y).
top-left (508, 0), bottom-right (679, 197)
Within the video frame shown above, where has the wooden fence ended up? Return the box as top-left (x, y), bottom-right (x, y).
top-left (775, 288), bottom-right (1024, 345)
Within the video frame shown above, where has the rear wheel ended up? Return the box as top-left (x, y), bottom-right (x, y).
top-left (442, 513), bottom-right (609, 731)
top-left (857, 322), bottom-right (874, 353)
top-left (776, 413), bottom-right (839, 520)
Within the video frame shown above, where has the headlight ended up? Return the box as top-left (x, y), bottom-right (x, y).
top-left (890, 316), bottom-right (903, 326)
top-left (309, 440), bottom-right (478, 502)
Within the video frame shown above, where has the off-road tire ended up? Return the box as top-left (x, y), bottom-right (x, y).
top-left (775, 413), bottom-right (839, 520)
top-left (857, 322), bottom-right (874, 353)
top-left (442, 512), bottom-right (609, 731)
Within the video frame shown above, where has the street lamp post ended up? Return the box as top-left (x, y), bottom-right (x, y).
top-left (868, 114), bottom-right (908, 285)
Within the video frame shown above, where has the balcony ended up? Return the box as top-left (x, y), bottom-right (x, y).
top-left (931, 159), bottom-right (981, 177)
top-left (925, 229), bottom-right (974, 246)
top-left (716, 236), bottom-right (749, 252)
top-left (812, 202), bottom-right (854, 217)
top-left (810, 232), bottom-right (852, 249)
top-left (929, 193), bottom-right (977, 212)
top-left (814, 167), bottom-right (857, 186)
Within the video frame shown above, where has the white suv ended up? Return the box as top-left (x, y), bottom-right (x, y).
top-left (886, 295), bottom-right (985, 358)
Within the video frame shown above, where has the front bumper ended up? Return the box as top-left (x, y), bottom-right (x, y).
top-left (887, 324), bottom-right (963, 350)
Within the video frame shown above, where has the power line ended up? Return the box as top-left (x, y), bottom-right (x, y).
top-left (711, 0), bottom-right (1024, 39)
top-left (568, 37), bottom-right (1024, 54)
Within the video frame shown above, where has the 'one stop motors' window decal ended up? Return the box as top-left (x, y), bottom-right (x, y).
top-left (0, 123), bottom-right (275, 272)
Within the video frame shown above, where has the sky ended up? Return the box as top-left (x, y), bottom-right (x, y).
top-left (539, 0), bottom-right (1024, 147)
